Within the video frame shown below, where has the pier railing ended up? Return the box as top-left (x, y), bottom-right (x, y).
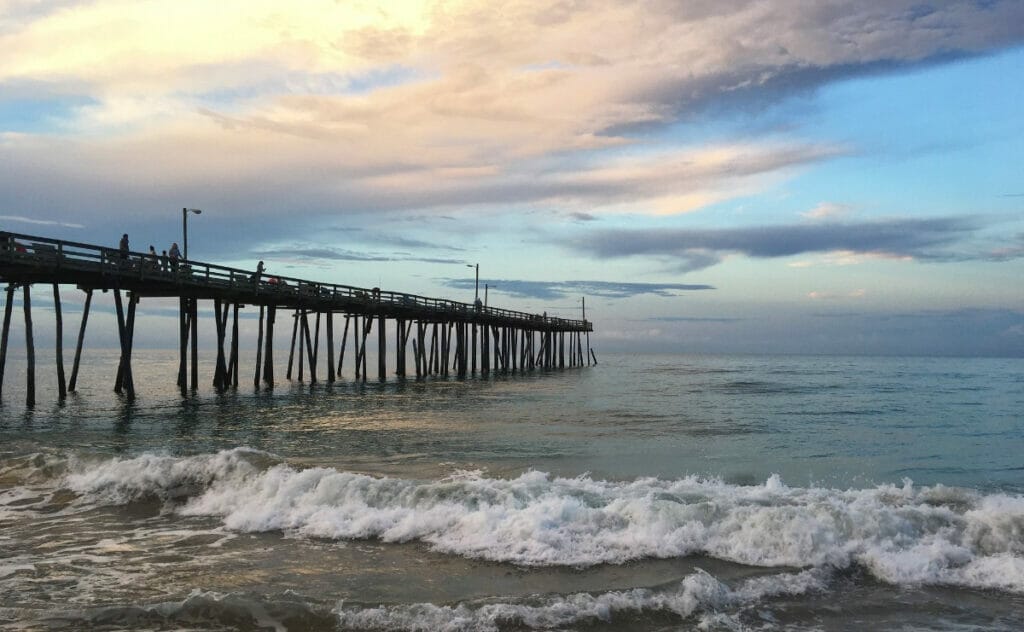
top-left (0, 231), bottom-right (591, 331)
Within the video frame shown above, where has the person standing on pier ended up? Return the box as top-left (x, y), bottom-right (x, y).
top-left (168, 242), bottom-right (180, 271)
top-left (119, 234), bottom-right (129, 262)
top-left (252, 260), bottom-right (265, 283)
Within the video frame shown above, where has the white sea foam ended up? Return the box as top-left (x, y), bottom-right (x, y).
top-left (48, 449), bottom-right (1024, 593)
top-left (334, 568), bottom-right (827, 631)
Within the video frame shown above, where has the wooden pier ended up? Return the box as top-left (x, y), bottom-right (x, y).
top-left (0, 231), bottom-right (594, 407)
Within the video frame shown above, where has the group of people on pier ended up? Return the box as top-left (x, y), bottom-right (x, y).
top-left (118, 234), bottom-right (274, 284)
top-left (118, 233), bottom-right (181, 272)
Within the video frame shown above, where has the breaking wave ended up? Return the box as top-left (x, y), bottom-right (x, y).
top-left (32, 569), bottom-right (827, 632)
top-left (8, 448), bottom-right (1024, 594)
top-left (335, 567), bottom-right (827, 631)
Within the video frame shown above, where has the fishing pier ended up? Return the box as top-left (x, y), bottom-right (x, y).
top-left (0, 231), bottom-right (594, 407)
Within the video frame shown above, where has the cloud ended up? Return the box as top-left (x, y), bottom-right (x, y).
top-left (442, 278), bottom-right (714, 301)
top-left (1, 1), bottom-right (1022, 226)
top-left (802, 202), bottom-right (851, 220)
top-left (565, 216), bottom-right (997, 271)
top-left (0, 214), bottom-right (83, 229)
top-left (254, 246), bottom-right (463, 265)
top-left (807, 289), bottom-right (866, 300)
top-left (646, 316), bottom-right (744, 323)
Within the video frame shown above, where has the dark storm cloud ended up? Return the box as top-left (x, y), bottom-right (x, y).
top-left (566, 216), bottom-right (993, 271)
top-left (443, 279), bottom-right (714, 301)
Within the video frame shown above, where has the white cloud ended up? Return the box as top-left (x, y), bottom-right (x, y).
top-left (807, 288), bottom-right (866, 300)
top-left (0, 0), bottom-right (1021, 222)
top-left (802, 202), bottom-right (851, 220)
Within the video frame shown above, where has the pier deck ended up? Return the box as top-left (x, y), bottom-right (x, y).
top-left (0, 231), bottom-right (595, 407)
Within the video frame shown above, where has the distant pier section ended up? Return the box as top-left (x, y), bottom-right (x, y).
top-left (0, 231), bottom-right (595, 407)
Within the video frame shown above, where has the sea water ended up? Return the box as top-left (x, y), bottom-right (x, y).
top-left (0, 351), bottom-right (1022, 630)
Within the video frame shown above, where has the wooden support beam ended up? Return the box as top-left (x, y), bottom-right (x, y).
top-left (23, 285), bottom-right (35, 408)
top-left (254, 304), bottom-right (264, 388)
top-left (402, 320), bottom-right (413, 377)
top-left (510, 327), bottom-right (517, 373)
top-left (443, 322), bottom-right (453, 376)
top-left (462, 322), bottom-right (469, 377)
top-left (377, 314), bottom-right (386, 382)
top-left (177, 297), bottom-right (188, 390)
top-left (439, 322), bottom-right (445, 375)
top-left (429, 323), bottom-right (438, 375)
top-left (312, 311), bottom-right (321, 380)
top-left (189, 298), bottom-right (198, 391)
top-left (337, 315), bottom-right (350, 377)
top-left (502, 326), bottom-right (509, 373)
top-left (471, 323), bottom-right (477, 375)
top-left (123, 293), bottom-right (137, 398)
top-left (230, 303), bottom-right (239, 388)
top-left (361, 316), bottom-right (371, 382)
top-left (412, 322), bottom-right (422, 378)
top-left (286, 308), bottom-right (299, 380)
top-left (353, 316), bottom-right (361, 380)
top-left (457, 322), bottom-right (464, 377)
top-left (297, 310), bottom-right (305, 382)
top-left (394, 319), bottom-right (404, 376)
top-left (481, 320), bottom-right (489, 376)
top-left (213, 299), bottom-right (227, 390)
top-left (52, 284), bottom-right (66, 401)
top-left (302, 310), bottom-right (316, 383)
top-left (113, 289), bottom-right (126, 395)
top-left (491, 326), bottom-right (500, 372)
top-left (451, 322), bottom-right (459, 377)
top-left (263, 305), bottom-right (275, 386)
top-left (0, 284), bottom-right (16, 399)
top-left (219, 300), bottom-right (230, 382)
top-left (326, 312), bottom-right (335, 383)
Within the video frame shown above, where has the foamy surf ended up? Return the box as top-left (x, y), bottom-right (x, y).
top-left (31, 568), bottom-right (827, 632)
top-left (6, 449), bottom-right (1023, 594)
top-left (334, 568), bottom-right (828, 631)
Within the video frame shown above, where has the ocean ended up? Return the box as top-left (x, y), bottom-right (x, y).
top-left (1, 351), bottom-right (1022, 631)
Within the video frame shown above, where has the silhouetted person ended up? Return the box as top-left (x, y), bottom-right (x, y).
top-left (161, 249), bottom-right (168, 271)
top-left (168, 242), bottom-right (180, 271)
top-left (252, 260), bottom-right (265, 283)
top-left (119, 234), bottom-right (129, 262)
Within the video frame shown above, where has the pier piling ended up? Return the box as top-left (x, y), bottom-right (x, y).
top-left (0, 231), bottom-right (592, 402)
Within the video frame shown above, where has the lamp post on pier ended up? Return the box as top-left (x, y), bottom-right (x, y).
top-left (466, 263), bottom-right (479, 304)
top-left (182, 207), bottom-right (202, 261)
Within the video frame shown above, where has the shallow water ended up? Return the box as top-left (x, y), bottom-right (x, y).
top-left (1, 351), bottom-right (1022, 630)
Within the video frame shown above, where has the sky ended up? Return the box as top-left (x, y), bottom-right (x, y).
top-left (1, 0), bottom-right (1023, 356)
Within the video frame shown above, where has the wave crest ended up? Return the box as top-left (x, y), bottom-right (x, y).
top-left (39, 450), bottom-right (1024, 592)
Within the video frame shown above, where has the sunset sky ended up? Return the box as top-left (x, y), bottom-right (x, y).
top-left (2, 1), bottom-right (1022, 356)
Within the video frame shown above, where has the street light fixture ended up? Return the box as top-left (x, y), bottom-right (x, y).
top-left (466, 263), bottom-right (479, 304)
top-left (182, 207), bottom-right (202, 261)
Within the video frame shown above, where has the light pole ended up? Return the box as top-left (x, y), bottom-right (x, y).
top-left (484, 283), bottom-right (490, 307)
top-left (182, 207), bottom-right (202, 261)
top-left (466, 263), bottom-right (479, 304)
